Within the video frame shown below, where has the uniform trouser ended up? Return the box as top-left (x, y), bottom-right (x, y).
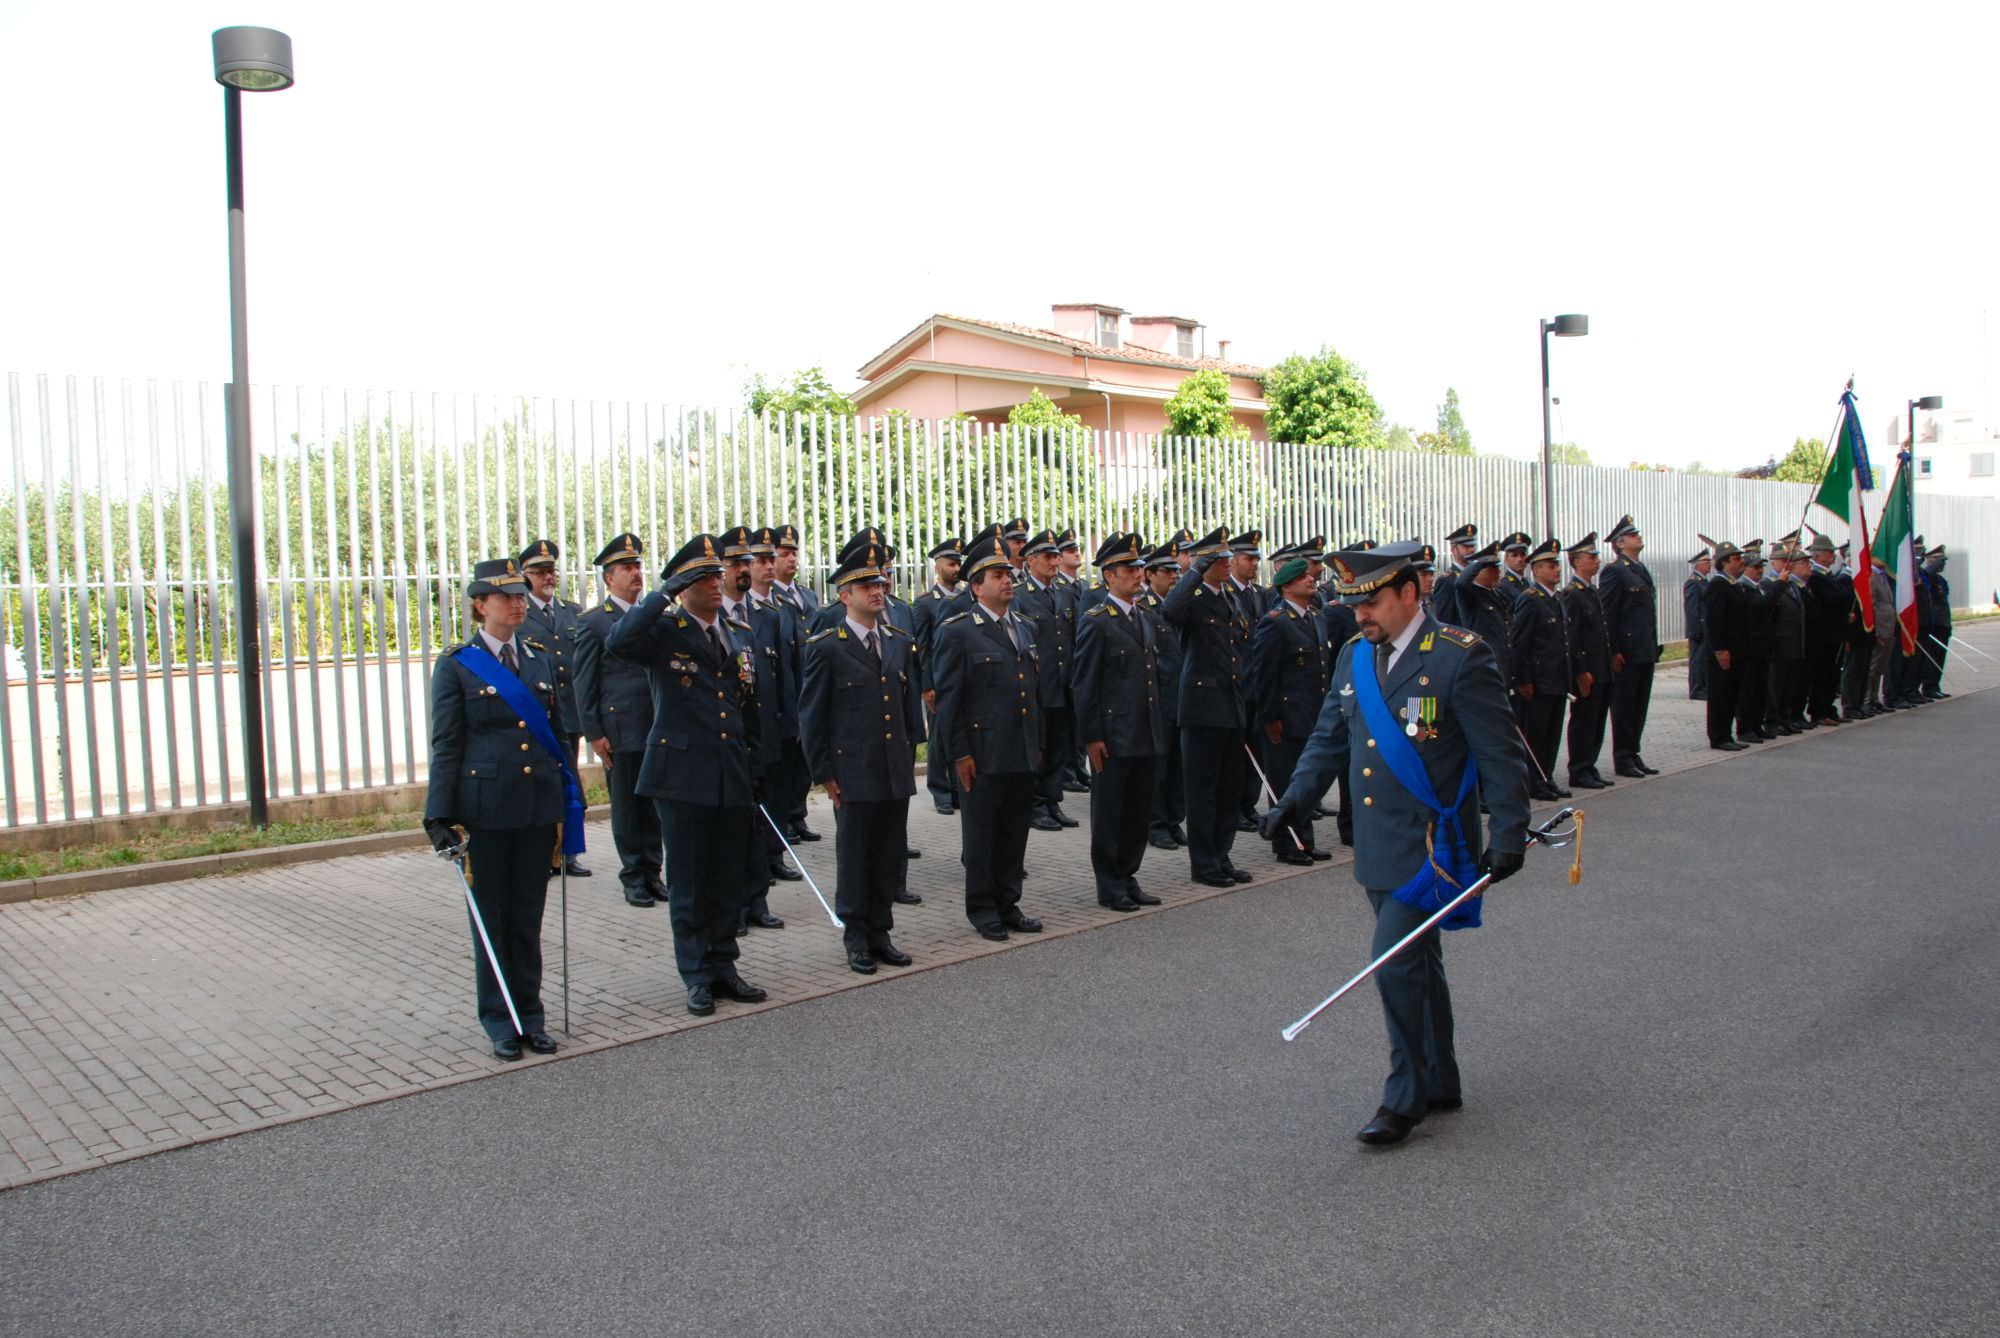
top-left (1768, 657), bottom-right (1807, 725)
top-left (1566, 684), bottom-right (1610, 782)
top-left (834, 797), bottom-right (908, 951)
top-left (464, 824), bottom-right (555, 1042)
top-left (1609, 662), bottom-right (1654, 766)
top-left (1687, 637), bottom-right (1709, 697)
top-left (1239, 726), bottom-right (1264, 823)
top-left (774, 738), bottom-right (813, 833)
top-left (1707, 655), bottom-right (1741, 743)
top-left (656, 798), bottom-right (750, 989)
top-left (1733, 653), bottom-right (1769, 736)
top-left (741, 791), bottom-right (781, 928)
top-left (1808, 644), bottom-right (1843, 718)
top-left (924, 703), bottom-right (957, 809)
top-left (1366, 888), bottom-right (1459, 1119)
top-left (1892, 642), bottom-right (1924, 700)
top-left (1840, 641), bottom-right (1871, 711)
top-left (1033, 707), bottom-right (1077, 818)
top-left (1149, 726), bottom-right (1185, 840)
top-left (1089, 754), bottom-right (1157, 903)
top-left (1181, 725), bottom-right (1247, 879)
top-left (960, 770), bottom-right (1034, 929)
top-left (1514, 691), bottom-right (1565, 788)
top-left (1262, 732), bottom-right (1315, 856)
top-left (1865, 638), bottom-right (1893, 706)
top-left (604, 750), bottom-right (663, 896)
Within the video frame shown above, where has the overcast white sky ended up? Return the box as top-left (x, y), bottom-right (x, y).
top-left (2, 0), bottom-right (1995, 470)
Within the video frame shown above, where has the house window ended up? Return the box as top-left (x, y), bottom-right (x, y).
top-left (1177, 327), bottom-right (1195, 359)
top-left (1972, 452), bottom-right (1996, 478)
top-left (1097, 311), bottom-right (1120, 349)
top-left (1919, 457), bottom-right (1933, 476)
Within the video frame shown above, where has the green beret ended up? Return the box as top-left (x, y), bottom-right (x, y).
top-left (1273, 557), bottom-right (1310, 587)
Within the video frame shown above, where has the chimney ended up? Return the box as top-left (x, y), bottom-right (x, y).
top-left (1216, 339), bottom-right (1231, 361)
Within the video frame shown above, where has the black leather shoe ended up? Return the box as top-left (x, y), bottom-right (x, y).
top-left (1030, 815), bottom-right (1064, 832)
top-left (846, 948), bottom-right (878, 975)
top-left (1711, 740), bottom-right (1748, 751)
top-left (1129, 888), bottom-right (1161, 906)
top-left (770, 863), bottom-right (803, 882)
top-left (974, 923), bottom-right (1010, 942)
top-left (1427, 1095), bottom-right (1463, 1113)
top-left (934, 800), bottom-right (955, 815)
top-left (1569, 774), bottom-right (1607, 790)
top-left (1276, 849), bottom-right (1315, 866)
top-left (1148, 833), bottom-right (1181, 850)
top-left (686, 984), bottom-right (715, 1016)
top-left (872, 941), bottom-right (913, 967)
top-left (792, 825), bottom-right (823, 842)
top-left (712, 974), bottom-right (767, 1003)
top-left (563, 857), bottom-right (592, 877)
top-left (1308, 847), bottom-right (1334, 862)
top-left (1312, 806), bottom-right (1330, 819)
top-left (1635, 758), bottom-right (1660, 775)
top-left (1754, 728), bottom-right (1778, 741)
top-left (492, 1036), bottom-right (524, 1061)
top-left (1052, 806), bottom-right (1080, 829)
top-left (893, 889), bottom-right (922, 905)
top-left (1553, 786), bottom-right (1573, 799)
top-left (1227, 866), bottom-right (1255, 884)
top-left (1589, 769), bottom-right (1615, 786)
top-left (623, 888), bottom-right (657, 907)
top-left (1614, 762), bottom-right (1647, 779)
top-left (749, 911), bottom-right (785, 929)
top-left (524, 1031), bottom-right (558, 1055)
top-left (1234, 816), bottom-right (1259, 833)
top-left (1100, 897), bottom-right (1140, 912)
top-left (1193, 872), bottom-right (1236, 888)
top-left (1530, 784), bottom-right (1562, 801)
top-left (1062, 779), bottom-right (1090, 794)
top-left (1002, 912), bottom-right (1043, 933)
top-left (1357, 1107), bottom-right (1419, 1146)
top-left (905, 846), bottom-right (922, 859)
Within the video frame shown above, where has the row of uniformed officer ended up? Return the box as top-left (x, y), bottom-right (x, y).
top-left (1250, 554), bottom-right (1336, 865)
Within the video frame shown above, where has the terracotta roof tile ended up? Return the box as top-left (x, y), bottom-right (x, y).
top-left (939, 314), bottom-right (1265, 378)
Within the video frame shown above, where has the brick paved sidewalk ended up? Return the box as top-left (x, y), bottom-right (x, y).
top-left (2, 632), bottom-right (1991, 1190)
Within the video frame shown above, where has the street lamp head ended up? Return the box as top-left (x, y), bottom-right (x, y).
top-left (1915, 395), bottom-right (1944, 411)
top-left (1550, 313), bottom-right (1589, 337)
top-left (213, 27), bottom-right (294, 91)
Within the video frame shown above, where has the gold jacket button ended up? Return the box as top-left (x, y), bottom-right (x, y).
top-left (1363, 766), bottom-right (1373, 777)
top-left (1366, 738), bottom-right (1376, 748)
top-left (516, 720), bottom-right (525, 728)
top-left (522, 766), bottom-right (532, 775)
top-left (721, 731), bottom-right (730, 740)
top-left (520, 742), bottom-right (530, 751)
top-left (1363, 796), bottom-right (1373, 807)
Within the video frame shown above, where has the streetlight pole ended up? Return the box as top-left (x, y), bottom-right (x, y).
top-left (1539, 313), bottom-right (1589, 539)
top-left (213, 26), bottom-right (295, 828)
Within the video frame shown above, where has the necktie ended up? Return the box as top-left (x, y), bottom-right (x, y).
top-left (709, 624), bottom-right (729, 666)
top-left (1009, 616), bottom-right (1028, 655)
top-left (864, 630), bottom-right (880, 666)
top-left (499, 641), bottom-right (518, 675)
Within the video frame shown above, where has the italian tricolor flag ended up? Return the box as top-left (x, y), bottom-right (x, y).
top-left (1809, 389), bottom-right (1876, 631)
top-left (1872, 455), bottom-right (1920, 654)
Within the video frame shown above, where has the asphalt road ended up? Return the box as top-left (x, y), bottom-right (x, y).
top-left (4, 688), bottom-right (1996, 1337)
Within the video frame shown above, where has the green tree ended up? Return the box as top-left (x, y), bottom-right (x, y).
top-left (1006, 387), bottom-right (1087, 435)
top-left (1384, 423), bottom-right (1417, 452)
top-left (1420, 387), bottom-right (1474, 454)
top-left (1549, 442), bottom-right (1593, 466)
top-left (1260, 345), bottom-right (1386, 450)
top-left (1163, 369), bottom-right (1250, 441)
top-left (745, 366), bottom-right (856, 419)
top-left (1771, 436), bottom-right (1829, 484)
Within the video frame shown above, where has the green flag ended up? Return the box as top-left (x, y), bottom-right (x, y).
top-left (1810, 391), bottom-right (1870, 524)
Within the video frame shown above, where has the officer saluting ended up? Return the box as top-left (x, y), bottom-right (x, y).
top-left (1072, 532), bottom-right (1169, 912)
top-left (799, 543), bottom-right (926, 975)
top-left (1164, 527), bottom-right (1254, 889)
top-left (1262, 541), bottom-right (1530, 1146)
top-left (1429, 523), bottom-right (1479, 626)
top-left (424, 558), bottom-right (570, 1061)
top-left (573, 533), bottom-right (665, 908)
top-left (607, 534), bottom-right (770, 1017)
top-left (1252, 551), bottom-right (1335, 865)
top-left (520, 540), bottom-right (591, 877)
top-left (1510, 537), bottom-right (1577, 801)
top-left (931, 531), bottom-right (1046, 942)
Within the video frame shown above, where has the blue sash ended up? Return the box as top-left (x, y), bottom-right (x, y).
top-left (457, 643), bottom-right (587, 857)
top-left (1354, 640), bottom-right (1482, 930)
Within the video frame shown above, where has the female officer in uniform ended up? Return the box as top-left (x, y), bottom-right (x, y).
top-left (424, 558), bottom-right (567, 1061)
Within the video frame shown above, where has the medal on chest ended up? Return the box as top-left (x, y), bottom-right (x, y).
top-left (1404, 695), bottom-right (1438, 740)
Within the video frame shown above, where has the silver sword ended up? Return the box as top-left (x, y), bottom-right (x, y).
top-left (1930, 634), bottom-right (1982, 672)
top-left (1280, 808), bottom-right (1577, 1042)
top-left (1243, 743), bottom-right (1308, 852)
top-left (759, 803), bottom-right (843, 928)
top-left (441, 843), bottom-right (525, 1039)
top-left (1947, 635), bottom-right (1995, 662)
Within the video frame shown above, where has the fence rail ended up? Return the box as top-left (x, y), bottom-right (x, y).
top-left (5, 371), bottom-right (1996, 826)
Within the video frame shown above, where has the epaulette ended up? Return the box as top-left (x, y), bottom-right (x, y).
top-left (1437, 626), bottom-right (1479, 648)
top-left (942, 611), bottom-right (970, 625)
top-left (805, 627), bottom-right (839, 644)
top-left (602, 601), bottom-right (616, 614)
top-left (1266, 606), bottom-right (1287, 620)
top-left (880, 621), bottom-right (904, 636)
top-left (522, 636), bottom-right (550, 652)
top-left (1345, 632), bottom-right (1365, 644)
top-left (1084, 604), bottom-right (1110, 618)
top-left (725, 616), bottom-right (751, 633)
top-left (1569, 578), bottom-right (1588, 591)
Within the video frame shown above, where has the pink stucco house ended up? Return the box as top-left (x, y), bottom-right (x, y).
top-left (851, 303), bottom-right (1267, 435)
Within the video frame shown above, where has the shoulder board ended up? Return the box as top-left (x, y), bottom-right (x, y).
top-left (725, 616), bottom-right (751, 632)
top-left (805, 627), bottom-right (839, 644)
top-left (522, 636), bottom-right (549, 652)
top-left (942, 611), bottom-right (969, 625)
top-left (881, 622), bottom-right (904, 636)
top-left (1345, 632), bottom-right (1365, 645)
top-left (1437, 626), bottom-right (1479, 648)
top-left (1265, 607), bottom-right (1286, 620)
top-left (1568, 579), bottom-right (1587, 591)
top-left (1085, 605), bottom-right (1110, 618)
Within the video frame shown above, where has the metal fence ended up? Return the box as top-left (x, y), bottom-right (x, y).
top-left (5, 370), bottom-right (1996, 826)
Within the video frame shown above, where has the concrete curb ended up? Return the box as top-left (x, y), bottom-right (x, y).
top-left (0, 828), bottom-right (430, 904)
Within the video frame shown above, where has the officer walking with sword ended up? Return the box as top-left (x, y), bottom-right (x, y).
top-left (1261, 540), bottom-right (1532, 1147)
